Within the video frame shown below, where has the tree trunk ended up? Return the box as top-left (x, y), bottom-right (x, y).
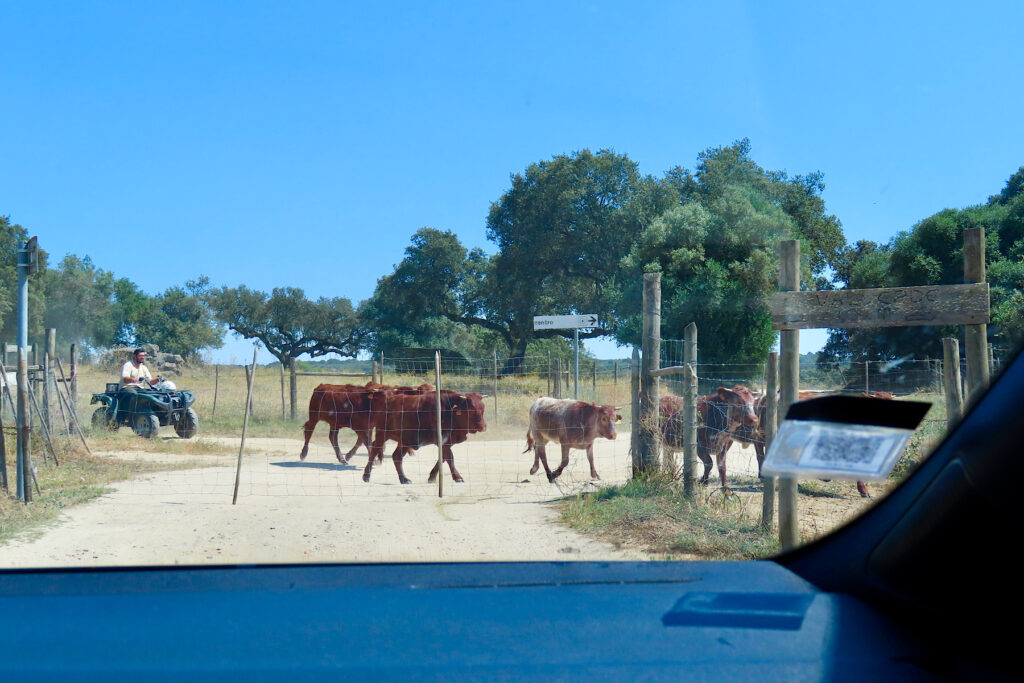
top-left (499, 337), bottom-right (530, 375)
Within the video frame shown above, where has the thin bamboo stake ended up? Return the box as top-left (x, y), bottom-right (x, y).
top-left (232, 345), bottom-right (259, 505)
top-left (212, 364), bottom-right (219, 417)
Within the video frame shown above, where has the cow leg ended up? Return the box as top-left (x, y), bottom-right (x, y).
top-left (534, 443), bottom-right (555, 481)
top-left (300, 419), bottom-right (318, 460)
top-left (343, 431), bottom-right (366, 462)
top-left (756, 442), bottom-right (765, 477)
top-left (429, 445), bottom-right (464, 483)
top-left (857, 481), bottom-right (871, 498)
top-left (585, 443), bottom-right (600, 480)
top-left (362, 438), bottom-right (384, 482)
top-left (328, 427), bottom-right (343, 462)
top-left (716, 438), bottom-right (733, 495)
top-left (392, 446), bottom-right (412, 485)
top-left (548, 444), bottom-right (571, 482)
top-left (696, 429), bottom-right (714, 485)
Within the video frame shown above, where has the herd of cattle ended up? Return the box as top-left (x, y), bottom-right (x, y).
top-left (299, 380), bottom-right (893, 495)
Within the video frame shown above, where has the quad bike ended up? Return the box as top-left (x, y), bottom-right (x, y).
top-left (90, 381), bottom-right (198, 439)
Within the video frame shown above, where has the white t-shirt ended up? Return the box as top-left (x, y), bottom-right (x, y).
top-left (121, 360), bottom-right (152, 387)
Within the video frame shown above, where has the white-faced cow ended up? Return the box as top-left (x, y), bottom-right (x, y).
top-left (524, 398), bottom-right (621, 482)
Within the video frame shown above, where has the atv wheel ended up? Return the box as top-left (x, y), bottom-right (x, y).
top-left (174, 408), bottom-right (199, 439)
top-left (91, 407), bottom-right (117, 432)
top-left (133, 413), bottom-right (160, 439)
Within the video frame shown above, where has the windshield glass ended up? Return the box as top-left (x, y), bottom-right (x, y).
top-left (1, 2), bottom-right (1022, 568)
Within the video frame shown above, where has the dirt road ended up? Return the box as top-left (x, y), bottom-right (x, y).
top-left (4, 431), bottom-right (765, 568)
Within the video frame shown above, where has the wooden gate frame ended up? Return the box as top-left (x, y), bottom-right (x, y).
top-left (770, 227), bottom-right (990, 550)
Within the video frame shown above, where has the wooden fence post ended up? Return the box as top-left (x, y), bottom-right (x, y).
top-left (761, 352), bottom-right (779, 530)
top-left (553, 357), bottom-right (562, 399)
top-left (280, 362), bottom-right (286, 419)
top-left (638, 272), bottom-right (661, 475)
top-left (942, 337), bottom-right (964, 430)
top-left (70, 343), bottom-right (78, 410)
top-left (963, 227), bottom-right (989, 405)
top-left (492, 350), bottom-right (498, 419)
top-left (778, 240), bottom-right (801, 551)
top-left (547, 351), bottom-right (551, 396)
top-left (43, 328), bottom-right (55, 436)
top-left (591, 361), bottom-right (597, 395)
top-left (212, 364), bottom-right (219, 417)
top-left (682, 322), bottom-right (698, 497)
top-left (244, 365), bottom-right (255, 417)
top-left (630, 347), bottom-right (640, 471)
top-left (289, 358), bottom-right (298, 420)
top-left (613, 360), bottom-right (618, 385)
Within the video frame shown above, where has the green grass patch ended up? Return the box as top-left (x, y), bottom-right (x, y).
top-left (557, 473), bottom-right (780, 561)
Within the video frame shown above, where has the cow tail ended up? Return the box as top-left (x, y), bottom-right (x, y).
top-left (523, 429), bottom-right (534, 454)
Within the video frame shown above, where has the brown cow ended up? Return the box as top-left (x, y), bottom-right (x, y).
top-left (661, 385), bottom-right (759, 493)
top-left (362, 390), bottom-right (486, 484)
top-left (524, 398), bottom-right (621, 482)
top-left (299, 384), bottom-right (373, 462)
top-left (730, 390), bottom-right (895, 498)
top-left (299, 382), bottom-right (434, 462)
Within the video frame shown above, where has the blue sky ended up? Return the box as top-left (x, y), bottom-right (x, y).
top-left (2, 1), bottom-right (1021, 363)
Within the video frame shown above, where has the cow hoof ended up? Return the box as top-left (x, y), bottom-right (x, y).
top-left (400, 477), bottom-right (412, 485)
top-left (529, 464), bottom-right (539, 475)
top-left (362, 473), bottom-right (371, 483)
top-left (860, 491), bottom-right (872, 499)
top-left (547, 474), bottom-right (557, 483)
top-left (454, 476), bottom-right (464, 483)
top-left (299, 450), bottom-right (308, 461)
top-left (722, 487), bottom-right (735, 497)
top-left (591, 474), bottom-right (601, 481)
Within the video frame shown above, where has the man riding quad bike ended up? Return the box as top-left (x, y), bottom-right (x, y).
top-left (90, 348), bottom-right (198, 438)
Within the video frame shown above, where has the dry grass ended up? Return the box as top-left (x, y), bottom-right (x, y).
top-left (557, 473), bottom-right (781, 561)
top-left (71, 364), bottom-right (636, 442)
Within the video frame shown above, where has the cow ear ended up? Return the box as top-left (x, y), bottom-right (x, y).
top-left (717, 386), bottom-right (736, 399)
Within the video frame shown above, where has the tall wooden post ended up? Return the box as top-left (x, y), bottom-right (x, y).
top-left (613, 360), bottom-right (618, 385)
top-left (963, 227), bottom-right (989, 405)
top-left (942, 338), bottom-right (964, 430)
top-left (212, 364), bottom-right (219, 417)
top-left (243, 365), bottom-right (255, 417)
top-left (434, 351), bottom-right (444, 499)
top-left (232, 346), bottom-right (259, 505)
top-left (778, 240), bottom-right (801, 551)
top-left (43, 328), bottom-right (55, 436)
top-left (69, 343), bottom-right (78, 411)
top-left (630, 347), bottom-right (640, 470)
top-left (280, 362), bottom-right (286, 419)
top-left (492, 350), bottom-right (498, 419)
top-left (638, 272), bottom-right (661, 475)
top-left (16, 348), bottom-right (31, 502)
top-left (761, 352), bottom-right (779, 530)
top-left (553, 357), bottom-right (562, 399)
top-left (591, 361), bottom-right (597, 395)
top-left (289, 357), bottom-right (298, 420)
top-left (682, 322), bottom-right (698, 497)
top-left (546, 351), bottom-right (551, 396)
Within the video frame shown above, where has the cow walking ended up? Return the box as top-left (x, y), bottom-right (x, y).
top-left (661, 385), bottom-right (759, 494)
top-left (525, 398), bottom-right (621, 482)
top-left (362, 390), bottom-right (487, 484)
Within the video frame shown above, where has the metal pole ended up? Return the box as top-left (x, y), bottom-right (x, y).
top-left (573, 328), bottom-right (579, 399)
top-left (44, 328), bottom-right (55, 436)
top-left (70, 343), bottom-right (78, 409)
top-left (232, 345), bottom-right (259, 504)
top-left (212, 364), bottom-right (219, 417)
top-left (553, 357), bottom-right (562, 399)
top-left (492, 349), bottom-right (498, 419)
top-left (17, 348), bottom-right (31, 502)
top-left (280, 361), bottom-right (286, 418)
top-left (289, 357), bottom-right (298, 420)
top-left (778, 240), bottom-right (801, 551)
top-left (547, 351), bottom-right (551, 396)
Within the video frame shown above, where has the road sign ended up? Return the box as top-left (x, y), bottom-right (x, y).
top-left (533, 314), bottom-right (598, 330)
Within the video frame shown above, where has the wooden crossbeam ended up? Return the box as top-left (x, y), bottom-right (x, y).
top-left (771, 283), bottom-right (989, 330)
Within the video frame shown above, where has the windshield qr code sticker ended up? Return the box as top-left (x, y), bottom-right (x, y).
top-left (799, 429), bottom-right (897, 473)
